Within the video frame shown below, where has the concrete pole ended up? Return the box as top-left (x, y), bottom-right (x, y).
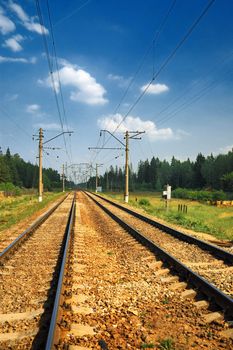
top-left (62, 164), bottom-right (65, 192)
top-left (124, 131), bottom-right (129, 203)
top-left (95, 163), bottom-right (98, 193)
top-left (106, 171), bottom-right (109, 192)
top-left (38, 128), bottom-right (43, 202)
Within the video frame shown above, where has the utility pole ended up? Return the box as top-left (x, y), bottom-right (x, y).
top-left (34, 129), bottom-right (73, 202)
top-left (95, 163), bottom-right (103, 192)
top-left (89, 164), bottom-right (92, 190)
top-left (38, 128), bottom-right (43, 202)
top-left (95, 163), bottom-right (98, 192)
top-left (106, 171), bottom-right (109, 191)
top-left (124, 131), bottom-right (129, 203)
top-left (62, 164), bottom-right (65, 192)
top-left (89, 130), bottom-right (145, 202)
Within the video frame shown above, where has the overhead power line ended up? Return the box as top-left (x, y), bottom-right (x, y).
top-left (35, 0), bottom-right (72, 164)
top-left (90, 0), bottom-right (177, 165)
top-left (91, 0), bottom-right (215, 165)
top-left (114, 0), bottom-right (216, 135)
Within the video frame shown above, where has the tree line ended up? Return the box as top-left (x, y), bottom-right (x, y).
top-left (1, 147), bottom-right (233, 193)
top-left (0, 148), bottom-right (74, 191)
top-left (88, 149), bottom-right (233, 192)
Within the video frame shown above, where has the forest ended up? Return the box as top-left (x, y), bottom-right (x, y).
top-left (0, 147), bottom-right (73, 192)
top-left (88, 149), bottom-right (233, 193)
top-left (1, 147), bottom-right (233, 195)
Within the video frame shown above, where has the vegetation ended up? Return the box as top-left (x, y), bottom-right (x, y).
top-left (172, 188), bottom-right (227, 201)
top-left (103, 192), bottom-right (233, 240)
top-left (0, 147), bottom-right (75, 191)
top-left (158, 338), bottom-right (175, 350)
top-left (0, 192), bottom-right (64, 232)
top-left (141, 343), bottom-right (155, 349)
top-left (87, 150), bottom-right (233, 195)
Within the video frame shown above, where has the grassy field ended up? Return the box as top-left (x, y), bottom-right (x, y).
top-left (0, 192), bottom-right (65, 232)
top-left (101, 191), bottom-right (233, 241)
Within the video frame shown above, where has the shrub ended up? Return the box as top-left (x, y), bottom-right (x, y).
top-left (139, 198), bottom-right (151, 206)
top-left (172, 188), bottom-right (227, 202)
top-left (0, 182), bottom-right (22, 196)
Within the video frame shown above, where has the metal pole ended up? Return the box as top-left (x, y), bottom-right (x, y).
top-left (38, 128), bottom-right (43, 202)
top-left (124, 131), bottom-right (129, 203)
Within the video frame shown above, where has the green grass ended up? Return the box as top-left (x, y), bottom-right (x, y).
top-left (100, 191), bottom-right (233, 241)
top-left (158, 338), bottom-right (175, 350)
top-left (141, 343), bottom-right (155, 349)
top-left (0, 192), bottom-right (65, 232)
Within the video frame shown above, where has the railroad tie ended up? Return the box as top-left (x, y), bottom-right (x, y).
top-left (181, 289), bottom-right (197, 299)
top-left (220, 328), bottom-right (233, 339)
top-left (147, 261), bottom-right (163, 269)
top-left (155, 268), bottom-right (170, 276)
top-left (194, 300), bottom-right (209, 310)
top-left (160, 276), bottom-right (179, 283)
top-left (0, 329), bottom-right (38, 342)
top-left (69, 323), bottom-right (96, 337)
top-left (69, 345), bottom-right (92, 350)
top-left (169, 281), bottom-right (187, 291)
top-left (203, 312), bottom-right (223, 324)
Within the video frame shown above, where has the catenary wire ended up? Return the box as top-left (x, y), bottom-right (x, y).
top-left (90, 0), bottom-right (215, 166)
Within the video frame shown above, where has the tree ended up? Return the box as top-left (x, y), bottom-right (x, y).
top-left (193, 153), bottom-right (206, 188)
top-left (221, 172), bottom-right (233, 191)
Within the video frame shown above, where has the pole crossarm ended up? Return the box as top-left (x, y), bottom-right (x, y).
top-left (88, 147), bottom-right (124, 150)
top-left (127, 131), bottom-right (145, 139)
top-left (100, 129), bottom-right (126, 147)
top-left (43, 147), bottom-right (61, 150)
top-left (43, 131), bottom-right (74, 145)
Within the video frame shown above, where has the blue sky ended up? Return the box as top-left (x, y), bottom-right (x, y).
top-left (0, 0), bottom-right (233, 180)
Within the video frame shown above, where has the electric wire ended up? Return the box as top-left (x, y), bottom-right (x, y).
top-left (90, 0), bottom-right (215, 166)
top-left (113, 0), bottom-right (216, 134)
top-left (35, 0), bottom-right (72, 165)
top-left (54, 0), bottom-right (92, 27)
top-left (90, 0), bottom-right (177, 166)
top-left (45, 0), bottom-right (73, 164)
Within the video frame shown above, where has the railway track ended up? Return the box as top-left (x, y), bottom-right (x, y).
top-left (45, 191), bottom-right (233, 349)
top-left (0, 193), bottom-right (75, 350)
top-left (1, 191), bottom-right (233, 349)
top-left (85, 192), bottom-right (233, 319)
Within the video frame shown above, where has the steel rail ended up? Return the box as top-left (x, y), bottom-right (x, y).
top-left (0, 193), bottom-right (69, 264)
top-left (45, 193), bottom-right (76, 350)
top-left (85, 191), bottom-right (233, 319)
top-left (88, 192), bottom-right (233, 264)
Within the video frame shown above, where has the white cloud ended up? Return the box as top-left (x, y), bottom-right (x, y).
top-left (0, 7), bottom-right (15, 34)
top-left (0, 55), bottom-right (36, 63)
top-left (98, 113), bottom-right (175, 141)
top-left (5, 93), bottom-right (18, 101)
top-left (8, 1), bottom-right (49, 35)
top-left (23, 21), bottom-right (48, 35)
top-left (26, 104), bottom-right (40, 114)
top-left (141, 82), bottom-right (169, 95)
top-left (39, 61), bottom-right (108, 106)
top-left (219, 145), bottom-right (233, 154)
top-left (8, 1), bottom-right (28, 22)
top-left (107, 73), bottom-right (131, 88)
top-left (3, 34), bottom-right (24, 52)
top-left (33, 123), bottom-right (62, 131)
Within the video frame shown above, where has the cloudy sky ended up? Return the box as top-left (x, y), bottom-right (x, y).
top-left (0, 0), bottom-right (233, 179)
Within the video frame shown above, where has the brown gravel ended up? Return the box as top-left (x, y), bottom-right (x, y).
top-left (0, 194), bottom-right (66, 254)
top-left (58, 192), bottom-right (233, 350)
top-left (0, 195), bottom-right (73, 350)
top-left (88, 193), bottom-right (233, 298)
